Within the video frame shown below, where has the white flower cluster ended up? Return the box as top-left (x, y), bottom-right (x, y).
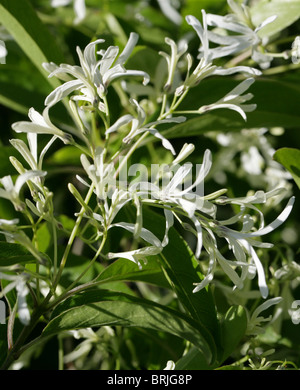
top-left (0, 2), bottom-right (295, 328)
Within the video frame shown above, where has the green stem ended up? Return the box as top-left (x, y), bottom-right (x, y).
top-left (52, 220), bottom-right (58, 283)
top-left (0, 303), bottom-right (47, 370)
top-left (51, 183), bottom-right (95, 294)
top-left (58, 335), bottom-right (64, 370)
top-left (114, 131), bottom-right (150, 179)
top-left (47, 233), bottom-right (107, 310)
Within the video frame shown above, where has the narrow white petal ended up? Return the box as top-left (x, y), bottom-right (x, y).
top-left (157, 0), bottom-right (182, 25)
top-left (27, 133), bottom-right (38, 163)
top-left (0, 218), bottom-right (19, 226)
top-left (255, 15), bottom-right (277, 33)
top-left (181, 149), bottom-right (212, 194)
top-left (74, 0), bottom-right (86, 24)
top-left (216, 250), bottom-right (244, 290)
top-left (201, 103), bottom-right (248, 120)
top-left (165, 164), bottom-right (191, 192)
top-left (45, 79), bottom-right (83, 106)
top-left (213, 66), bottom-right (262, 77)
top-left (191, 216), bottom-right (203, 258)
top-left (240, 239), bottom-right (268, 298)
top-left (115, 32), bottom-right (139, 66)
top-left (250, 196), bottom-right (295, 237)
top-left (51, 0), bottom-right (71, 6)
top-left (206, 13), bottom-right (252, 35)
top-left (172, 143), bottom-right (195, 165)
top-left (110, 222), bottom-right (162, 248)
top-left (15, 170), bottom-right (47, 194)
top-left (148, 129), bottom-right (176, 155)
top-left (100, 46), bottom-right (120, 75)
top-left (251, 297), bottom-right (282, 321)
top-left (162, 209), bottom-right (174, 247)
top-left (9, 139), bottom-right (37, 170)
top-left (105, 114), bottom-right (133, 134)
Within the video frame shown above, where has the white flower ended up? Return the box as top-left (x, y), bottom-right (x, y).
top-left (185, 11), bottom-right (262, 86)
top-left (10, 133), bottom-right (58, 172)
top-left (164, 360), bottom-right (176, 370)
top-left (289, 300), bottom-right (300, 325)
top-left (140, 149), bottom-right (216, 257)
top-left (78, 147), bottom-right (117, 202)
top-left (291, 36), bottom-right (300, 65)
top-left (106, 99), bottom-right (186, 155)
top-left (43, 34), bottom-right (150, 109)
top-left (157, 0), bottom-right (182, 26)
top-left (204, 0), bottom-right (277, 69)
top-left (241, 145), bottom-right (264, 175)
top-left (51, 0), bottom-right (86, 25)
top-left (159, 37), bottom-right (188, 91)
top-left (0, 39), bottom-right (7, 64)
top-left (12, 107), bottom-right (73, 145)
top-left (0, 171), bottom-right (47, 211)
top-left (107, 246), bottom-right (162, 270)
top-left (0, 272), bottom-right (31, 325)
top-left (0, 218), bottom-right (19, 229)
top-left (246, 297), bottom-right (283, 335)
top-left (215, 196), bottom-right (295, 298)
top-left (198, 77), bottom-right (257, 120)
top-left (210, 128), bottom-right (293, 201)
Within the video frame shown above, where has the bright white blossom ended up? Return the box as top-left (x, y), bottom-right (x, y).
top-left (43, 34), bottom-right (150, 110)
top-left (164, 360), bottom-right (176, 370)
top-left (51, 0), bottom-right (86, 24)
top-left (12, 107), bottom-right (73, 145)
top-left (0, 272), bottom-right (31, 325)
top-left (184, 11), bottom-right (262, 84)
top-left (157, 0), bottom-right (182, 26)
top-left (291, 36), bottom-right (300, 65)
top-left (0, 39), bottom-right (7, 64)
top-left (159, 37), bottom-right (188, 91)
top-left (198, 77), bottom-right (257, 120)
top-left (0, 171), bottom-right (46, 211)
top-left (208, 128), bottom-right (293, 204)
top-left (246, 297), bottom-right (283, 335)
top-left (191, 185), bottom-right (294, 298)
top-left (203, 0), bottom-right (277, 69)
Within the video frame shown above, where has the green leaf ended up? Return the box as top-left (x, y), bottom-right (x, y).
top-left (0, 323), bottom-right (8, 367)
top-left (97, 257), bottom-right (170, 289)
top-left (273, 147), bottom-right (300, 190)
top-left (251, 0), bottom-right (300, 38)
top-left (56, 249), bottom-right (135, 295)
top-left (142, 208), bottom-right (221, 344)
top-left (219, 305), bottom-right (248, 364)
top-left (0, 242), bottom-right (36, 266)
top-left (0, 68), bottom-right (48, 114)
top-left (43, 289), bottom-right (216, 365)
top-left (175, 305), bottom-right (247, 369)
top-left (175, 346), bottom-right (212, 370)
top-left (0, 0), bottom-right (64, 90)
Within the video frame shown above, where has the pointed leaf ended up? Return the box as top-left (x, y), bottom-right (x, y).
top-left (43, 289), bottom-right (216, 365)
top-left (0, 242), bottom-right (36, 266)
top-left (0, 0), bottom-right (65, 90)
top-left (273, 147), bottom-right (300, 190)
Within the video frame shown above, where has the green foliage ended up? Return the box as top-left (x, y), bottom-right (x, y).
top-left (274, 148), bottom-right (300, 189)
top-left (0, 0), bottom-right (299, 371)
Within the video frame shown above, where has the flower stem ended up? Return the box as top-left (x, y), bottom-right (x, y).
top-left (51, 183), bottom-right (95, 294)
